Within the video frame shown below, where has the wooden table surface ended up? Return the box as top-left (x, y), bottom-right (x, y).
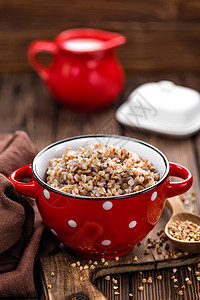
top-left (0, 71), bottom-right (200, 299)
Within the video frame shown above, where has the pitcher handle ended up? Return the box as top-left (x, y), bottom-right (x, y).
top-left (8, 164), bottom-right (37, 198)
top-left (27, 40), bottom-right (58, 81)
top-left (165, 162), bottom-right (193, 198)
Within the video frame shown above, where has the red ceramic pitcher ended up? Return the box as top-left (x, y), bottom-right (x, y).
top-left (27, 28), bottom-right (126, 112)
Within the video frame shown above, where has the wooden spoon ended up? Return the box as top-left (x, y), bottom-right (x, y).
top-left (165, 196), bottom-right (200, 253)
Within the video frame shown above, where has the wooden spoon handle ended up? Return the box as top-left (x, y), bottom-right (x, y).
top-left (165, 196), bottom-right (186, 215)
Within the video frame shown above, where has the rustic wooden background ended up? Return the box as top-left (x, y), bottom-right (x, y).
top-left (0, 0), bottom-right (200, 73)
top-left (0, 1), bottom-right (200, 298)
top-left (0, 71), bottom-right (199, 299)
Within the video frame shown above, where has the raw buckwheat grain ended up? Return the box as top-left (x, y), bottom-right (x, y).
top-left (168, 220), bottom-right (200, 242)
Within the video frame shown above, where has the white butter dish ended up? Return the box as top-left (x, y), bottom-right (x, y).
top-left (116, 81), bottom-right (200, 137)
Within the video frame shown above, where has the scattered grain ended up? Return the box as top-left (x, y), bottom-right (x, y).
top-left (104, 276), bottom-right (111, 281)
top-left (90, 264), bottom-right (95, 270)
top-left (184, 199), bottom-right (190, 206)
top-left (80, 276), bottom-right (86, 282)
top-left (181, 285), bottom-right (185, 289)
top-left (179, 195), bottom-right (186, 201)
top-left (157, 247), bottom-right (162, 254)
top-left (129, 293), bottom-right (133, 297)
top-left (147, 277), bottom-right (153, 283)
top-left (174, 285), bottom-right (179, 289)
top-left (185, 277), bottom-right (189, 282)
top-left (84, 265), bottom-right (89, 270)
top-left (71, 263), bottom-right (76, 268)
top-left (178, 290), bottom-right (183, 296)
top-left (191, 191), bottom-right (196, 203)
top-left (112, 278), bottom-right (118, 284)
top-left (114, 291), bottom-right (120, 295)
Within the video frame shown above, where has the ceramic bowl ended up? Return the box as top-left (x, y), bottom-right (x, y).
top-left (9, 135), bottom-right (192, 259)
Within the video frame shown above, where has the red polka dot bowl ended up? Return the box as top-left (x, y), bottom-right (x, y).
top-left (9, 135), bottom-right (193, 260)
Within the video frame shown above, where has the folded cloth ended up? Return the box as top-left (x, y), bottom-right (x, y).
top-left (0, 131), bottom-right (59, 298)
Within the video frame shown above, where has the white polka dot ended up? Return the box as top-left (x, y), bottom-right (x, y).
top-left (129, 220), bottom-right (137, 228)
top-left (101, 240), bottom-right (111, 246)
top-left (103, 201), bottom-right (113, 210)
top-left (51, 229), bottom-right (57, 236)
top-left (151, 191), bottom-right (157, 201)
top-left (68, 220), bottom-right (77, 228)
top-left (43, 189), bottom-right (50, 199)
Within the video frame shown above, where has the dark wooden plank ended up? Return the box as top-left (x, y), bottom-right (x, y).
top-left (94, 264), bottom-right (200, 299)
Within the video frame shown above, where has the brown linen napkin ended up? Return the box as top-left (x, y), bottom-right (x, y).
top-left (0, 131), bottom-right (59, 298)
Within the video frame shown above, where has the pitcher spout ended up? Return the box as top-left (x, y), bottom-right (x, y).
top-left (104, 34), bottom-right (126, 50)
top-left (56, 28), bottom-right (126, 53)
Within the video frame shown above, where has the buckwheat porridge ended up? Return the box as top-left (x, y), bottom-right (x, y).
top-left (46, 144), bottom-right (160, 197)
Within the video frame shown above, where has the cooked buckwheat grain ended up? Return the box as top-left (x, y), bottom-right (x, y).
top-left (46, 144), bottom-right (160, 197)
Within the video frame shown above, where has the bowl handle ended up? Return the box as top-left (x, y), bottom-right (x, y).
top-left (8, 164), bottom-right (37, 198)
top-left (27, 40), bottom-right (58, 81)
top-left (165, 162), bottom-right (193, 198)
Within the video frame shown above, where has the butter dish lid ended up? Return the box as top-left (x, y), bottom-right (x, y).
top-left (116, 81), bottom-right (200, 137)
